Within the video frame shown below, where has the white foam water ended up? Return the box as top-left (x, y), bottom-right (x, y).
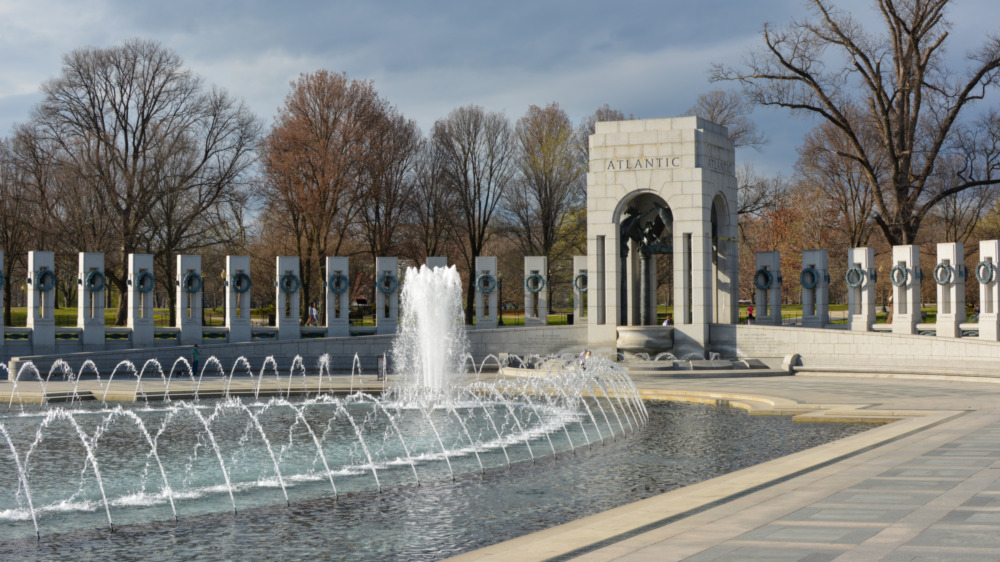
top-left (391, 265), bottom-right (469, 391)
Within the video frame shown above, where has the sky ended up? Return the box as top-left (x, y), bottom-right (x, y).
top-left (1, 0), bottom-right (997, 175)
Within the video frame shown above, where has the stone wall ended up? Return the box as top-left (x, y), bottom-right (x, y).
top-left (14, 321), bottom-right (997, 381)
top-left (6, 325), bottom-right (589, 380)
top-left (711, 324), bottom-right (1000, 379)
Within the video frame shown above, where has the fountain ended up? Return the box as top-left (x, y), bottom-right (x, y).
top-left (391, 265), bottom-right (468, 391)
top-left (0, 265), bottom-right (646, 541)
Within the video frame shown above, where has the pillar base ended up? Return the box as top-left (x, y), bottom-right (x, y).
top-left (616, 326), bottom-right (673, 358)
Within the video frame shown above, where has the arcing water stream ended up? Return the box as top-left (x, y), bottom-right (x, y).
top-left (0, 265), bottom-right (646, 540)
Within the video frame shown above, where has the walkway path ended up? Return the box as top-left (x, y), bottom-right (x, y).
top-left (460, 372), bottom-right (1000, 561)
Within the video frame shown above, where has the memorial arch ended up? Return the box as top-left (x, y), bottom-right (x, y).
top-left (613, 191), bottom-right (673, 327)
top-left (586, 116), bottom-right (738, 357)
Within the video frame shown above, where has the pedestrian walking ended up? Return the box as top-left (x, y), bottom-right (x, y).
top-left (191, 345), bottom-right (200, 376)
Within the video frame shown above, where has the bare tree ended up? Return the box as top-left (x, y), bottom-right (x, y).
top-left (505, 103), bottom-right (586, 308)
top-left (356, 109), bottom-right (422, 261)
top-left (714, 0), bottom-right (1000, 245)
top-left (685, 90), bottom-right (779, 226)
top-left (6, 125), bottom-right (68, 253)
top-left (794, 121), bottom-right (879, 247)
top-left (409, 140), bottom-right (459, 262)
top-left (0, 138), bottom-right (39, 324)
top-left (734, 163), bottom-right (785, 218)
top-left (146, 89), bottom-right (260, 324)
top-left (31, 38), bottom-right (258, 324)
top-left (261, 70), bottom-right (383, 319)
top-left (575, 104), bottom-right (634, 165)
top-left (8, 124), bottom-right (109, 312)
top-left (686, 89), bottom-right (768, 151)
top-left (926, 155), bottom-right (994, 243)
top-left (432, 105), bottom-right (515, 323)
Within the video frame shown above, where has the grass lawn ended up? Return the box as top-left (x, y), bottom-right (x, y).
top-left (7, 307), bottom-right (265, 327)
top-left (4, 303), bottom-right (973, 329)
top-left (6, 306), bottom-right (122, 327)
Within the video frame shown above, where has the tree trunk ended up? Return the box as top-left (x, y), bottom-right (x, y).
top-left (3, 275), bottom-right (11, 326)
top-left (465, 276), bottom-right (475, 325)
top-left (114, 246), bottom-right (129, 326)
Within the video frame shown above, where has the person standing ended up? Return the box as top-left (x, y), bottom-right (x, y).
top-left (191, 345), bottom-right (200, 376)
top-left (307, 303), bottom-right (318, 326)
top-left (747, 304), bottom-right (755, 324)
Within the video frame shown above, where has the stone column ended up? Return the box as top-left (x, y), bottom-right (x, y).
top-left (175, 255), bottom-right (203, 346)
top-left (801, 249), bottom-right (829, 328)
top-left (978, 240), bottom-right (1000, 341)
top-left (0, 250), bottom-right (4, 359)
top-left (325, 257), bottom-right (350, 338)
top-left (374, 257), bottom-right (399, 335)
top-left (524, 256), bottom-right (548, 326)
top-left (226, 255), bottom-right (253, 343)
top-left (426, 256), bottom-right (447, 270)
top-left (753, 251), bottom-right (782, 326)
top-left (27, 252), bottom-right (56, 355)
top-left (474, 256), bottom-right (498, 329)
top-left (639, 252), bottom-right (656, 325)
top-left (934, 242), bottom-right (965, 338)
top-left (891, 245), bottom-right (921, 335)
top-left (77, 252), bottom-right (106, 350)
top-left (127, 254), bottom-right (155, 348)
top-left (847, 247), bottom-right (877, 331)
top-left (573, 256), bottom-right (587, 324)
top-left (276, 256), bottom-right (302, 340)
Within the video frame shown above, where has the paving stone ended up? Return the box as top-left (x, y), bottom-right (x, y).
top-left (737, 524), bottom-right (882, 544)
top-left (876, 467), bottom-right (980, 478)
top-left (821, 490), bottom-right (939, 506)
top-left (898, 457), bottom-right (994, 468)
top-left (923, 449), bottom-right (998, 457)
top-left (883, 550), bottom-right (1000, 562)
top-left (847, 478), bottom-right (959, 491)
top-left (906, 526), bottom-right (1000, 548)
top-left (940, 509), bottom-right (1000, 524)
top-left (781, 506), bottom-right (913, 524)
top-left (686, 544), bottom-right (842, 561)
top-left (937, 443), bottom-right (1000, 451)
top-left (948, 433), bottom-right (1000, 441)
top-left (960, 493), bottom-right (1000, 508)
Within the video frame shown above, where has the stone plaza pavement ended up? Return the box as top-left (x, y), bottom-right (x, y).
top-left (459, 371), bottom-right (1000, 561)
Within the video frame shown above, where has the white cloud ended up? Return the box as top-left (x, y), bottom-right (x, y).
top-left (0, 0), bottom-right (996, 176)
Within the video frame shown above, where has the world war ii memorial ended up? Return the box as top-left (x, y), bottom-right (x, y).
top-left (3, 116), bottom-right (1000, 559)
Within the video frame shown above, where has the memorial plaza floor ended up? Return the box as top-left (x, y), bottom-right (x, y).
top-left (459, 370), bottom-right (1000, 561)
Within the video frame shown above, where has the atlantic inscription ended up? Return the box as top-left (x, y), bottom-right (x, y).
top-left (606, 157), bottom-right (681, 171)
top-left (604, 156), bottom-right (735, 175)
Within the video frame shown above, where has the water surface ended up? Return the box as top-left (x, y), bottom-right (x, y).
top-left (0, 401), bottom-right (872, 560)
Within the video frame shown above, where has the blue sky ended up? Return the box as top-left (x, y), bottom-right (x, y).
top-left (1, 0), bottom-right (996, 174)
